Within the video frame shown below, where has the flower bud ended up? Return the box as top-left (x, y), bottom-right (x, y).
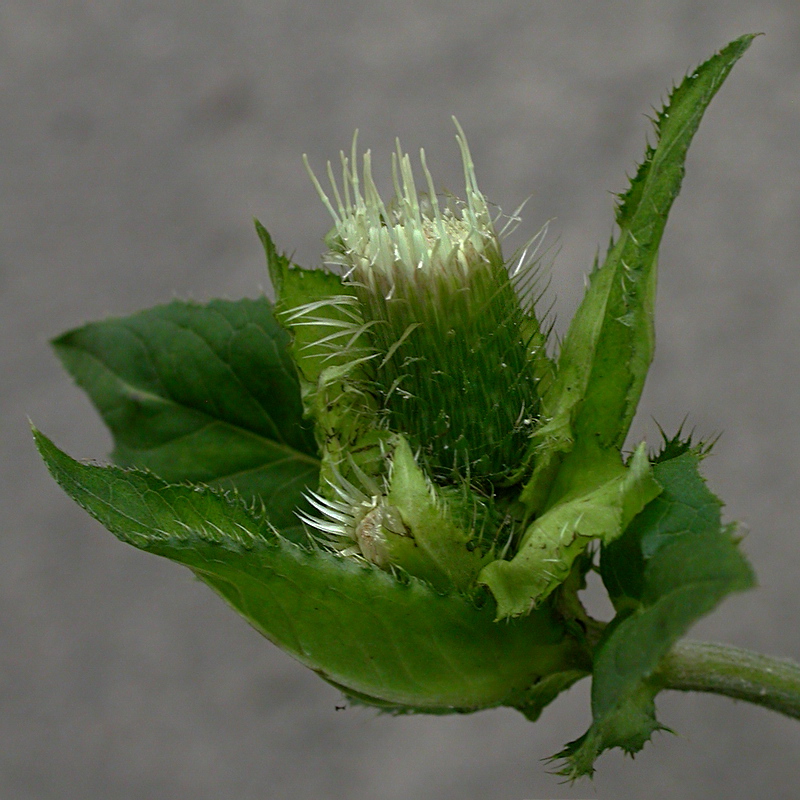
top-left (300, 435), bottom-right (490, 592)
top-left (305, 120), bottom-right (547, 485)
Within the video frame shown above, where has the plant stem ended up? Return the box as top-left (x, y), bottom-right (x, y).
top-left (657, 639), bottom-right (800, 720)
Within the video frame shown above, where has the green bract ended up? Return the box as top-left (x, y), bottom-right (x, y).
top-left (36, 35), bottom-right (758, 777)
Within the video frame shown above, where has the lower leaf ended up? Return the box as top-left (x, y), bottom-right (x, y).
top-left (557, 451), bottom-right (755, 778)
top-left (35, 428), bottom-right (590, 712)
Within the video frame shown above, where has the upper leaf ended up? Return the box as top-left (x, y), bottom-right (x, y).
top-left (53, 297), bottom-right (319, 533)
top-left (35, 428), bottom-right (589, 712)
top-left (520, 34), bottom-right (756, 513)
top-left (570, 33), bottom-right (755, 449)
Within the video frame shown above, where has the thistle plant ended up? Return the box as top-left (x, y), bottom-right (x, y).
top-left (34, 33), bottom-right (800, 779)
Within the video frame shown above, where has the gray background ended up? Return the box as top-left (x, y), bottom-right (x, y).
top-left (3, 1), bottom-right (800, 798)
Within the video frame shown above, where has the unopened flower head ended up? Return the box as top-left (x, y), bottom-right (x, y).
top-left (301, 122), bottom-right (547, 485)
top-left (304, 118), bottom-right (503, 297)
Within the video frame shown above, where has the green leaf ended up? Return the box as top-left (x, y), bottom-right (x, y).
top-left (554, 679), bottom-right (665, 780)
top-left (35, 429), bottom-right (590, 711)
top-left (569, 33), bottom-right (755, 448)
top-left (520, 34), bottom-right (756, 512)
top-left (385, 435), bottom-right (488, 592)
top-left (257, 221), bottom-right (388, 485)
top-left (601, 449), bottom-right (723, 608)
top-left (510, 670), bottom-right (588, 723)
top-left (53, 296), bottom-right (319, 534)
top-left (257, 220), bottom-right (359, 390)
top-left (557, 450), bottom-right (755, 778)
top-left (481, 444), bottom-right (660, 618)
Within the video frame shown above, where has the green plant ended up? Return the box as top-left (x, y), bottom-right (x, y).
top-left (34, 33), bottom-right (800, 778)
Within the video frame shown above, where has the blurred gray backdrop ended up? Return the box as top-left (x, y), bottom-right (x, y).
top-left (3, 2), bottom-right (800, 798)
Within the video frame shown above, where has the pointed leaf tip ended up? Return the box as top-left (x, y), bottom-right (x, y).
top-left (34, 429), bottom-right (586, 713)
top-left (542, 33), bottom-right (757, 467)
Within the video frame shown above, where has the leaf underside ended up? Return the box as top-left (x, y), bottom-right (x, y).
top-left (35, 429), bottom-right (586, 712)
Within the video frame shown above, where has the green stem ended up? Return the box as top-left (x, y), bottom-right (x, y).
top-left (657, 640), bottom-right (800, 720)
